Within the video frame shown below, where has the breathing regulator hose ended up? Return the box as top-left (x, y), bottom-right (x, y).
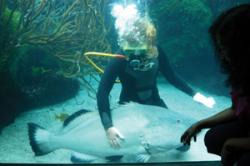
top-left (84, 52), bottom-right (126, 82)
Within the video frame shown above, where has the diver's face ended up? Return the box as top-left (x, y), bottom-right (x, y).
top-left (122, 44), bottom-right (148, 60)
top-left (124, 49), bottom-right (147, 59)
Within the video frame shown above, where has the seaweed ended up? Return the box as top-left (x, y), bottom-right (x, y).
top-left (0, 0), bottom-right (112, 98)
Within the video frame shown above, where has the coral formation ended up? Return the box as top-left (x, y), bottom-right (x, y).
top-left (0, 0), bottom-right (111, 129)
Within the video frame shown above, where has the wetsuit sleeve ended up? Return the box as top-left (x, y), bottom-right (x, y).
top-left (158, 46), bottom-right (196, 97)
top-left (96, 59), bottom-right (122, 130)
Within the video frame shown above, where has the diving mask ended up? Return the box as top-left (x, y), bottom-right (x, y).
top-left (123, 45), bottom-right (147, 59)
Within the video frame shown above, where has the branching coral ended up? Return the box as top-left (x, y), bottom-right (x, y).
top-left (0, 0), bottom-right (112, 98)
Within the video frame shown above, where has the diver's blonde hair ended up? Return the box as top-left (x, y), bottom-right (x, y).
top-left (120, 16), bottom-right (158, 57)
top-left (143, 18), bottom-right (158, 58)
top-left (145, 19), bottom-right (157, 46)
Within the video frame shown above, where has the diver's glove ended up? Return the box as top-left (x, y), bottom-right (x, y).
top-left (193, 92), bottom-right (215, 108)
top-left (106, 127), bottom-right (125, 149)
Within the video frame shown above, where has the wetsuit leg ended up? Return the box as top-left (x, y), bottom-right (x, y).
top-left (152, 98), bottom-right (168, 109)
top-left (142, 98), bottom-right (168, 109)
top-left (118, 101), bottom-right (127, 105)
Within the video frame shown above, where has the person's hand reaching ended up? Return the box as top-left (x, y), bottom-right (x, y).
top-left (181, 123), bottom-right (201, 145)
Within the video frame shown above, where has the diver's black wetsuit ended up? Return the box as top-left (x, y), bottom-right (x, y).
top-left (97, 46), bottom-right (195, 130)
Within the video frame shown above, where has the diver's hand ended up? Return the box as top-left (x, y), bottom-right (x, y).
top-left (181, 123), bottom-right (201, 145)
top-left (106, 127), bottom-right (125, 149)
top-left (193, 92), bottom-right (216, 108)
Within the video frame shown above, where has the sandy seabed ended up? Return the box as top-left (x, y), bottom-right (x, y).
top-left (0, 79), bottom-right (230, 164)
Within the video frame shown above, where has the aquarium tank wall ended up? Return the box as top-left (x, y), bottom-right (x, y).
top-left (0, 0), bottom-right (249, 165)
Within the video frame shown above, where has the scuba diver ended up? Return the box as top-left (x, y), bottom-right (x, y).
top-left (97, 4), bottom-right (215, 148)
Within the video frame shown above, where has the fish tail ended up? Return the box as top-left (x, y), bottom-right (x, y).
top-left (28, 123), bottom-right (58, 156)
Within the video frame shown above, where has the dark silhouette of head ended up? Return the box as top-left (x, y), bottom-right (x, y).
top-left (210, 4), bottom-right (250, 96)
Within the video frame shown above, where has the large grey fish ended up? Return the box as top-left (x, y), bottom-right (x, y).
top-left (28, 102), bottom-right (194, 163)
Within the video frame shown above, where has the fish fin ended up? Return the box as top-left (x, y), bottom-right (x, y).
top-left (63, 109), bottom-right (91, 127)
top-left (176, 144), bottom-right (190, 152)
top-left (28, 123), bottom-right (57, 156)
top-left (135, 154), bottom-right (151, 163)
top-left (105, 155), bottom-right (123, 162)
top-left (70, 152), bottom-right (96, 163)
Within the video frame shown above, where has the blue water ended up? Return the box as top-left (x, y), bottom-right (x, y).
top-left (0, 0), bottom-right (248, 164)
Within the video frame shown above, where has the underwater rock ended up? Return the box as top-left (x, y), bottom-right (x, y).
top-left (149, 0), bottom-right (229, 95)
top-left (9, 46), bottom-right (80, 108)
top-left (0, 46), bottom-right (80, 131)
top-left (0, 71), bottom-right (29, 132)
